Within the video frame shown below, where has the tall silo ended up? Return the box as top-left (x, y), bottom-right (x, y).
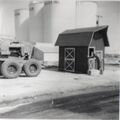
top-left (14, 9), bottom-right (29, 42)
top-left (43, 0), bottom-right (76, 43)
top-left (0, 7), bottom-right (3, 35)
top-left (29, 1), bottom-right (44, 43)
top-left (76, 1), bottom-right (97, 28)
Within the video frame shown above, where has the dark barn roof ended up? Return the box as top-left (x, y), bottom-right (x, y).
top-left (55, 26), bottom-right (109, 47)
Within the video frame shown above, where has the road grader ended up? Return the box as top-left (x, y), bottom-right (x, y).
top-left (0, 40), bottom-right (43, 79)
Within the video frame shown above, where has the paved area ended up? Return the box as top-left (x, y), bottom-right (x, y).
top-left (0, 88), bottom-right (119, 119)
top-left (0, 67), bottom-right (119, 104)
top-left (0, 65), bottom-right (119, 119)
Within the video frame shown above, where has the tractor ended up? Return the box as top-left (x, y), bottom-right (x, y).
top-left (0, 40), bottom-right (43, 79)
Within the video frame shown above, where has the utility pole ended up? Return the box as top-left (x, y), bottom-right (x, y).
top-left (96, 15), bottom-right (103, 26)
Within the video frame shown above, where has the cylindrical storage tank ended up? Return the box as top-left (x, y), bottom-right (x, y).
top-left (14, 9), bottom-right (29, 42)
top-left (29, 1), bottom-right (44, 43)
top-left (43, 0), bottom-right (76, 43)
top-left (0, 7), bottom-right (3, 35)
top-left (76, 1), bottom-right (97, 28)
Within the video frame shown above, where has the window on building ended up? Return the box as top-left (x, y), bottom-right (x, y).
top-left (89, 47), bottom-right (95, 57)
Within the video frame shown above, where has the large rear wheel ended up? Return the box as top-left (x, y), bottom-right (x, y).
top-left (23, 59), bottom-right (41, 77)
top-left (1, 60), bottom-right (21, 79)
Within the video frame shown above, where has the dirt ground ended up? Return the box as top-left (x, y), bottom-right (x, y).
top-left (0, 65), bottom-right (119, 119)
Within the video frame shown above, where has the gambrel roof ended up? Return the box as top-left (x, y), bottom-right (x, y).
top-left (55, 26), bottom-right (109, 47)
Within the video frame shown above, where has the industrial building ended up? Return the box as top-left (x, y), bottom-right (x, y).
top-left (0, 0), bottom-right (120, 59)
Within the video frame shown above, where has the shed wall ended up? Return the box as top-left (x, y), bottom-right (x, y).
top-left (90, 37), bottom-right (105, 59)
top-left (90, 38), bottom-right (104, 50)
top-left (59, 46), bottom-right (88, 73)
top-left (90, 37), bottom-right (105, 70)
top-left (75, 47), bottom-right (88, 73)
top-left (59, 47), bottom-right (65, 71)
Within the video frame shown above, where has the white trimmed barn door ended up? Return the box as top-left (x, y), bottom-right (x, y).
top-left (64, 48), bottom-right (75, 72)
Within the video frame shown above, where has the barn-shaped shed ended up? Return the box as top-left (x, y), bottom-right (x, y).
top-left (55, 26), bottom-right (109, 74)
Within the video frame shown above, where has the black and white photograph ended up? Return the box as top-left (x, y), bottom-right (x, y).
top-left (0, 0), bottom-right (119, 119)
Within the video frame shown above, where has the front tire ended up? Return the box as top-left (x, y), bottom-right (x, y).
top-left (23, 59), bottom-right (41, 77)
top-left (1, 60), bottom-right (21, 79)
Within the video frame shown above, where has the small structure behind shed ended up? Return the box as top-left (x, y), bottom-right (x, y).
top-left (35, 43), bottom-right (59, 66)
top-left (55, 26), bottom-right (109, 74)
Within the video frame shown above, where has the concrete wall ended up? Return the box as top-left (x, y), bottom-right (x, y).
top-left (0, 1), bottom-right (120, 54)
top-left (43, 0), bottom-right (97, 43)
top-left (97, 1), bottom-right (120, 54)
top-left (43, 0), bottom-right (76, 43)
top-left (29, 2), bottom-right (44, 43)
top-left (76, 1), bottom-right (97, 28)
top-left (0, 0), bottom-right (29, 38)
top-left (15, 9), bottom-right (29, 42)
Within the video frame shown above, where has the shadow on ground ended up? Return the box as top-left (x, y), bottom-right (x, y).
top-left (0, 89), bottom-right (119, 119)
top-left (53, 89), bottom-right (119, 114)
